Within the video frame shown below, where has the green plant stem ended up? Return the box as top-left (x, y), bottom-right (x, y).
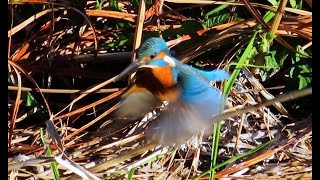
top-left (209, 31), bottom-right (258, 180)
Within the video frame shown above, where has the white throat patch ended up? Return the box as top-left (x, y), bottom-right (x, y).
top-left (163, 55), bottom-right (176, 67)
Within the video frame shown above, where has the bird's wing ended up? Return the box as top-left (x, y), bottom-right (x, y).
top-left (114, 84), bottom-right (162, 120)
top-left (192, 68), bottom-right (229, 82)
top-left (145, 96), bottom-right (224, 145)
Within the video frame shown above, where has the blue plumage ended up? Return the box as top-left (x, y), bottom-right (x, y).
top-left (116, 37), bottom-right (229, 145)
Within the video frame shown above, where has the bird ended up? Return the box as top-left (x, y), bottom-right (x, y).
top-left (113, 37), bottom-right (229, 145)
top-left (137, 37), bottom-right (229, 83)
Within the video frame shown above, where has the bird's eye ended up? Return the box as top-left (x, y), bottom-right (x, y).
top-left (150, 53), bottom-right (156, 59)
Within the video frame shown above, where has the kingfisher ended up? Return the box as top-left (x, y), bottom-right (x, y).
top-left (114, 37), bottom-right (229, 145)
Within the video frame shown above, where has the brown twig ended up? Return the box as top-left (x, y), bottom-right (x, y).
top-left (8, 85), bottom-right (120, 94)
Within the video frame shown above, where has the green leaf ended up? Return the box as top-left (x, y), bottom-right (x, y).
top-left (26, 92), bottom-right (34, 107)
top-left (40, 128), bottom-right (60, 180)
top-left (289, 46), bottom-right (312, 90)
top-left (298, 73), bottom-right (311, 89)
top-left (262, 10), bottom-right (276, 23)
top-left (266, 33), bottom-right (277, 42)
top-left (205, 4), bottom-right (230, 19)
top-left (259, 33), bottom-right (270, 53)
top-left (118, 39), bottom-right (128, 46)
top-left (258, 50), bottom-right (282, 81)
top-left (22, 92), bottom-right (38, 107)
top-left (289, 0), bottom-right (297, 8)
top-left (264, 51), bottom-right (280, 71)
top-left (297, 0), bottom-right (303, 9)
top-left (247, 46), bottom-right (259, 61)
top-left (279, 52), bottom-right (288, 67)
top-left (204, 12), bottom-right (231, 28)
top-left (263, 1), bottom-right (280, 23)
top-left (132, 0), bottom-right (138, 6)
top-left (267, 0), bottom-right (278, 5)
top-left (95, 0), bottom-right (103, 10)
top-left (115, 21), bottom-right (131, 29)
top-left (109, 0), bottom-right (120, 10)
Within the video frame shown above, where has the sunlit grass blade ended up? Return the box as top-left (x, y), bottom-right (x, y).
top-left (195, 140), bottom-right (272, 179)
top-left (223, 31), bottom-right (258, 94)
top-left (40, 128), bottom-right (60, 180)
top-left (205, 0), bottom-right (235, 19)
top-left (210, 31), bottom-right (258, 180)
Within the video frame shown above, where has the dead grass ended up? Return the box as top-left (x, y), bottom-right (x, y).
top-left (8, 0), bottom-right (311, 179)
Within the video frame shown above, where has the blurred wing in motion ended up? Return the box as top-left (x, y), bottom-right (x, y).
top-left (114, 59), bottom-right (180, 119)
top-left (114, 84), bottom-right (162, 119)
top-left (145, 89), bottom-right (226, 145)
top-left (92, 85), bottom-right (162, 137)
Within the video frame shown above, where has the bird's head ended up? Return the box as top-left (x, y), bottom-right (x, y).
top-left (115, 37), bottom-right (178, 82)
top-left (137, 38), bottom-right (179, 68)
top-left (137, 38), bottom-right (171, 62)
top-left (134, 38), bottom-right (178, 87)
top-left (138, 58), bottom-right (175, 72)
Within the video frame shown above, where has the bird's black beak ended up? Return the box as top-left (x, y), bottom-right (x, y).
top-left (113, 60), bottom-right (146, 82)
